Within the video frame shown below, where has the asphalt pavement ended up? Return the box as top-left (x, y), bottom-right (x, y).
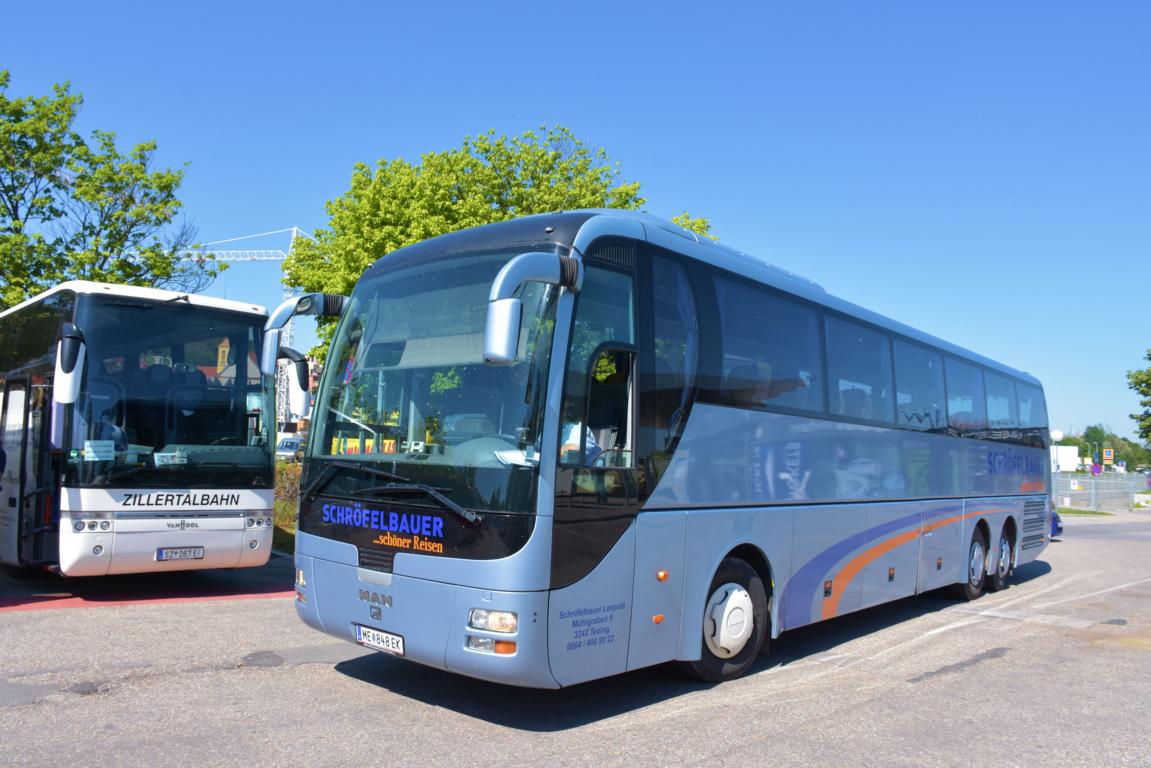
top-left (2, 511), bottom-right (1150, 767)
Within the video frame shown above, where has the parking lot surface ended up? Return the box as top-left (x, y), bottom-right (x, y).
top-left (2, 511), bottom-right (1150, 767)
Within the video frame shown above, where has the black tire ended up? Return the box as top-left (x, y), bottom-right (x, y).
top-left (986, 530), bottom-right (1012, 592)
top-left (683, 557), bottom-right (768, 683)
top-left (951, 528), bottom-right (988, 601)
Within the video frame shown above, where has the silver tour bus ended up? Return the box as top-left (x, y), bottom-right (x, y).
top-left (0, 281), bottom-right (277, 577)
top-left (268, 211), bottom-right (1050, 687)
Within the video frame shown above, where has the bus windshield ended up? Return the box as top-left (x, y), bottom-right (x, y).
top-left (306, 246), bottom-right (561, 515)
top-left (67, 296), bottom-right (273, 489)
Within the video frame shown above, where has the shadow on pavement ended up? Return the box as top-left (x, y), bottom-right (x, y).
top-left (0, 553), bottom-right (294, 610)
top-left (334, 564), bottom-right (1056, 731)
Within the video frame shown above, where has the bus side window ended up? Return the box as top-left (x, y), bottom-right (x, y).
top-left (945, 357), bottom-right (987, 436)
top-left (582, 349), bottom-right (634, 469)
top-left (711, 275), bottom-right (824, 414)
top-left (825, 315), bottom-right (894, 424)
top-left (893, 339), bottom-right (946, 431)
top-left (650, 255), bottom-right (698, 449)
top-left (560, 266), bottom-right (636, 467)
top-left (985, 371), bottom-right (1019, 429)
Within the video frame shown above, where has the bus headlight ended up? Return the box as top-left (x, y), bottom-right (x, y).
top-left (73, 521), bottom-right (85, 532)
top-left (468, 609), bottom-right (518, 633)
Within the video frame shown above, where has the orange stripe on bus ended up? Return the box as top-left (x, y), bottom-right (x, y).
top-left (820, 513), bottom-right (967, 620)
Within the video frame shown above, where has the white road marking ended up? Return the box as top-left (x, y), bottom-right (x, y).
top-left (1032, 576), bottom-right (1151, 610)
top-left (951, 607), bottom-right (1095, 629)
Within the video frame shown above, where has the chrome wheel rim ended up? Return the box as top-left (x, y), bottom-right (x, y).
top-left (969, 540), bottom-right (985, 586)
top-left (997, 537), bottom-right (1011, 578)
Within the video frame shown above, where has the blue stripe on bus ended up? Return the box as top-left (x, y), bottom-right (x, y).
top-left (780, 504), bottom-right (962, 629)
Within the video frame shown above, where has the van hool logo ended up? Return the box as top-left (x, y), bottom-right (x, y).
top-left (165, 520), bottom-right (199, 530)
top-left (121, 492), bottom-right (242, 507)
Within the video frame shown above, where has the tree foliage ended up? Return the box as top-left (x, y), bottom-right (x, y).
top-left (672, 211), bottom-right (717, 240)
top-left (284, 126), bottom-right (646, 355)
top-left (1057, 423), bottom-right (1151, 469)
top-left (1127, 350), bottom-right (1151, 444)
top-left (0, 70), bottom-right (216, 309)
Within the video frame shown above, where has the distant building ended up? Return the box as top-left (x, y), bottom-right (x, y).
top-left (1050, 445), bottom-right (1081, 473)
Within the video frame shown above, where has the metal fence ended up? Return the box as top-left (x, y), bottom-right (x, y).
top-left (1052, 473), bottom-right (1140, 512)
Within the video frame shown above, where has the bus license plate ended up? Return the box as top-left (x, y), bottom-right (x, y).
top-left (156, 546), bottom-right (205, 561)
top-left (355, 624), bottom-right (405, 656)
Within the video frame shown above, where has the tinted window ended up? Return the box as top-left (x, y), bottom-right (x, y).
top-left (714, 276), bottom-right (823, 412)
top-left (560, 267), bottom-right (636, 466)
top-left (68, 297), bottom-right (274, 489)
top-left (985, 371), bottom-right (1019, 428)
top-left (1017, 382), bottom-right (1048, 428)
top-left (945, 357), bottom-right (987, 433)
top-left (0, 291), bottom-right (75, 374)
top-left (826, 316), bottom-right (894, 423)
top-left (893, 339), bottom-right (945, 431)
top-left (650, 255), bottom-right (697, 450)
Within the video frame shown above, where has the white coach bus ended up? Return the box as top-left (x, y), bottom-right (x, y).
top-left (0, 281), bottom-right (277, 577)
top-left (269, 210), bottom-right (1051, 687)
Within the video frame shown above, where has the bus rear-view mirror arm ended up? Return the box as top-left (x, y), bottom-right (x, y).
top-left (53, 322), bottom-right (86, 405)
top-left (278, 347), bottom-right (312, 420)
top-left (484, 252), bottom-right (582, 365)
top-left (260, 292), bottom-right (347, 375)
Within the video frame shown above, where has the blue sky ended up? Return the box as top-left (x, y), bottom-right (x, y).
top-left (6, 2), bottom-right (1149, 441)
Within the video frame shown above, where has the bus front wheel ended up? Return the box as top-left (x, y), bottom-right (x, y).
top-left (684, 557), bottom-right (768, 683)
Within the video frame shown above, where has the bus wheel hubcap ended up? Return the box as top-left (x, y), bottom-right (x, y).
top-left (705, 583), bottom-right (753, 659)
top-left (970, 543), bottom-right (985, 586)
top-left (997, 539), bottom-right (1010, 577)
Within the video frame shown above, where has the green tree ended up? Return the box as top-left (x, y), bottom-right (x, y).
top-left (1075, 423), bottom-right (1151, 469)
top-left (284, 125), bottom-right (645, 356)
top-left (672, 211), bottom-right (717, 240)
top-left (0, 70), bottom-right (217, 309)
top-left (1127, 350), bottom-right (1151, 443)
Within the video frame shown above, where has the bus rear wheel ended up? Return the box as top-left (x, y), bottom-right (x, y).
top-left (987, 532), bottom-right (1012, 592)
top-left (952, 528), bottom-right (988, 601)
top-left (684, 557), bottom-right (768, 683)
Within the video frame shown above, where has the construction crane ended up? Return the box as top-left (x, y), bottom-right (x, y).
top-left (181, 227), bottom-right (313, 431)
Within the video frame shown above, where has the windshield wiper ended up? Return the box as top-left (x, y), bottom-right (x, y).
top-left (357, 483), bottom-right (482, 526)
top-left (302, 459), bottom-right (412, 503)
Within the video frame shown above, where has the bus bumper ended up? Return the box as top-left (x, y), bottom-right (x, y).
top-left (59, 514), bottom-right (272, 576)
top-left (295, 550), bottom-right (558, 689)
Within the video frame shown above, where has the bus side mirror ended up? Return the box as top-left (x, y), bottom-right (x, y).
top-left (260, 329), bottom-right (282, 377)
top-left (279, 347), bottom-right (311, 420)
top-left (483, 298), bottom-right (523, 365)
top-left (53, 323), bottom-right (86, 405)
top-left (261, 292), bottom-right (347, 376)
top-left (483, 252), bottom-right (581, 366)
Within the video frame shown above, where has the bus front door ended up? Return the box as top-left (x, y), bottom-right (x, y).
top-left (0, 378), bottom-right (55, 569)
top-left (1, 380), bottom-right (28, 567)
